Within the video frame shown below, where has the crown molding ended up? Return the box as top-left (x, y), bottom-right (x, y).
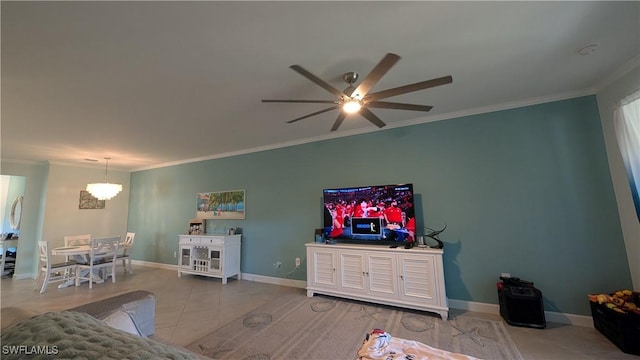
top-left (133, 89), bottom-right (595, 172)
top-left (593, 54), bottom-right (640, 93)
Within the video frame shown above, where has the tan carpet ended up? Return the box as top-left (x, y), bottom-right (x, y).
top-left (187, 292), bottom-right (523, 360)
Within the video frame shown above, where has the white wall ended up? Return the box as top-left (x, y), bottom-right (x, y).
top-left (42, 163), bottom-right (131, 250)
top-left (597, 59), bottom-right (640, 289)
top-left (0, 161), bottom-right (49, 278)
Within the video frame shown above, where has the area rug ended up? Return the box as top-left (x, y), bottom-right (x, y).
top-left (187, 292), bottom-right (523, 360)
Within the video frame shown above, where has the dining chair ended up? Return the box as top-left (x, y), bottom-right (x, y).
top-left (64, 234), bottom-right (91, 248)
top-left (75, 236), bottom-right (120, 289)
top-left (115, 232), bottom-right (135, 275)
top-left (62, 234), bottom-right (91, 277)
top-left (33, 240), bottom-right (78, 294)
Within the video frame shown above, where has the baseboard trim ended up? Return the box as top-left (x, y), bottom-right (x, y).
top-left (132, 261), bottom-right (307, 288)
top-left (448, 299), bottom-right (594, 327)
top-left (240, 272), bottom-right (307, 289)
top-left (11, 273), bottom-right (33, 280)
top-left (448, 299), bottom-right (500, 315)
top-left (544, 311), bottom-right (594, 327)
top-left (135, 261), bottom-right (594, 327)
top-left (131, 260), bottom-right (177, 271)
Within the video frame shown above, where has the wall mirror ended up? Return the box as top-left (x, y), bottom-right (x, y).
top-left (1, 175), bottom-right (26, 235)
top-left (10, 196), bottom-right (23, 230)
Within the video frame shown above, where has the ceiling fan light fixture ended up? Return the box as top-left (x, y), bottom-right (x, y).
top-left (343, 99), bottom-right (362, 113)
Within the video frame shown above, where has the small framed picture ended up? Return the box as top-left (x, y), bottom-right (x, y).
top-left (196, 190), bottom-right (245, 219)
top-left (79, 190), bottom-right (105, 209)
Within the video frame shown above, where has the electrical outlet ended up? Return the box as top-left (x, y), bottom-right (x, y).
top-left (295, 257), bottom-right (301, 268)
top-left (274, 261), bottom-right (282, 269)
top-left (174, 251), bottom-right (177, 258)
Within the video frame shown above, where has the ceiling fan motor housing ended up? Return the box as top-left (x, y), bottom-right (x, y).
top-left (342, 72), bottom-right (359, 85)
top-left (342, 72), bottom-right (359, 97)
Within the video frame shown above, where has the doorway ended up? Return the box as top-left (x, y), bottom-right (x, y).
top-left (1, 175), bottom-right (26, 278)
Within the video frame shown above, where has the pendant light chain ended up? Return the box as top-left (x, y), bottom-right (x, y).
top-left (104, 157), bottom-right (110, 182)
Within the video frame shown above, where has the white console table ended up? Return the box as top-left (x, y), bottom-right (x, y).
top-left (306, 242), bottom-right (449, 320)
top-left (178, 234), bottom-right (241, 284)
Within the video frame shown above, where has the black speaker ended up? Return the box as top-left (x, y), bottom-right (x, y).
top-left (498, 279), bottom-right (546, 329)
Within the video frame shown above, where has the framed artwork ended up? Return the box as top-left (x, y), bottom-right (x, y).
top-left (196, 190), bottom-right (245, 219)
top-left (79, 190), bottom-right (105, 209)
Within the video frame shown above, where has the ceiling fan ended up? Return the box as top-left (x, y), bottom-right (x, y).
top-left (262, 53), bottom-right (453, 131)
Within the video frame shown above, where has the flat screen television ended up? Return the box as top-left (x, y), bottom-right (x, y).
top-left (323, 183), bottom-right (416, 244)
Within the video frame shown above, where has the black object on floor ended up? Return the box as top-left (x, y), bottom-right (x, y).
top-left (590, 297), bottom-right (640, 355)
top-left (497, 277), bottom-right (546, 329)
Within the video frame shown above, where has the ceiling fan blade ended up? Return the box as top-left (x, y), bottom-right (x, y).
top-left (349, 53), bottom-right (401, 98)
top-left (262, 99), bottom-right (338, 104)
top-left (286, 105), bottom-right (340, 124)
top-left (290, 65), bottom-right (344, 98)
top-left (330, 112), bottom-right (347, 132)
top-left (359, 108), bottom-right (386, 128)
top-left (367, 101), bottom-right (433, 112)
top-left (367, 75), bottom-right (453, 101)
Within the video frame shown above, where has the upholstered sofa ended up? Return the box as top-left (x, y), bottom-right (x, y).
top-left (0, 290), bottom-right (204, 359)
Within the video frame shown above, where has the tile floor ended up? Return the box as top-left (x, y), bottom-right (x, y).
top-left (1, 266), bottom-right (636, 359)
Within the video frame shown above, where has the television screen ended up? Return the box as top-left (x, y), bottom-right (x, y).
top-left (323, 183), bottom-right (416, 244)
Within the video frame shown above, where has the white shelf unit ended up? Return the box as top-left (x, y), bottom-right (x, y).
top-left (0, 239), bottom-right (18, 278)
top-left (306, 242), bottom-right (449, 320)
top-left (178, 234), bottom-right (241, 284)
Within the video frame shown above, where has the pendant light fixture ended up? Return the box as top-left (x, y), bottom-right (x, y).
top-left (86, 157), bottom-right (122, 200)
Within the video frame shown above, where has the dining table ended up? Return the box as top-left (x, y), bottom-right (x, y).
top-left (51, 245), bottom-right (104, 288)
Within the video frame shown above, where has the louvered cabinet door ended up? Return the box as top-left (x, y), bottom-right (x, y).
top-left (398, 253), bottom-right (439, 306)
top-left (308, 247), bottom-right (337, 289)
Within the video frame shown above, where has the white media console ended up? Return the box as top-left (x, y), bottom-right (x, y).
top-left (306, 242), bottom-right (449, 320)
top-left (178, 234), bottom-right (241, 284)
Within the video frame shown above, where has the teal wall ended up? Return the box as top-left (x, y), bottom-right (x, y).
top-left (128, 95), bottom-right (631, 316)
top-left (0, 161), bottom-right (49, 279)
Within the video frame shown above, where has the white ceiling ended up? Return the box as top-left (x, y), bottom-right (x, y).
top-left (2, 1), bottom-right (639, 171)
